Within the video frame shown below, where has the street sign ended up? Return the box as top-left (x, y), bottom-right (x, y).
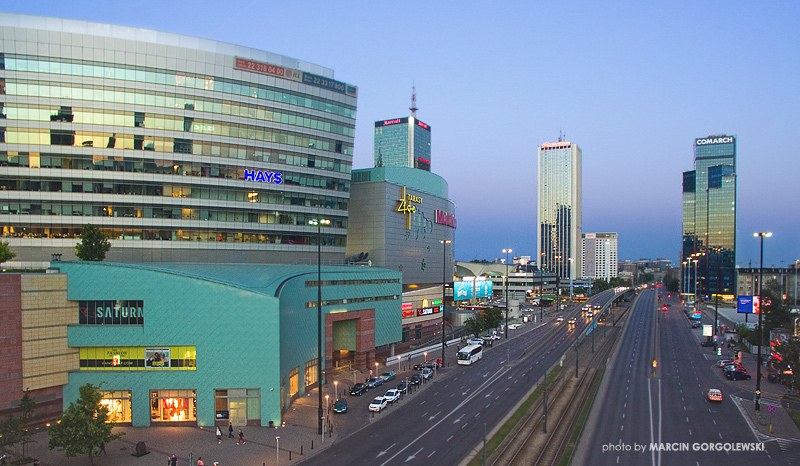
top-left (767, 405), bottom-right (776, 413)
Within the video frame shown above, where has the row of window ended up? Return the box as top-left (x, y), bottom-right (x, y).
top-left (1, 177), bottom-right (349, 209)
top-left (305, 294), bottom-right (399, 308)
top-left (3, 80), bottom-right (355, 138)
top-left (3, 55), bottom-right (356, 119)
top-left (1, 124), bottom-right (349, 159)
top-left (1, 151), bottom-right (350, 185)
top-left (2, 225), bottom-right (346, 246)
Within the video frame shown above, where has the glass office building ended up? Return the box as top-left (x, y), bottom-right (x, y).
top-left (373, 116), bottom-right (431, 171)
top-left (682, 135), bottom-right (737, 297)
top-left (0, 13), bottom-right (357, 267)
top-left (537, 141), bottom-right (582, 281)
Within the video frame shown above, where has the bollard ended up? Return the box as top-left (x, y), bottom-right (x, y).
top-left (301, 445), bottom-right (303, 455)
top-left (311, 439), bottom-right (314, 450)
top-left (289, 451), bottom-right (292, 461)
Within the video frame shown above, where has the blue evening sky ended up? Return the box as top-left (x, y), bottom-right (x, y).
top-left (5, 1), bottom-right (799, 267)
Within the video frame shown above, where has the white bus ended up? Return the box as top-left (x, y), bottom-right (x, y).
top-left (457, 344), bottom-right (483, 365)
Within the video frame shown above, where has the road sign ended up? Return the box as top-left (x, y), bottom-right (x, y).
top-left (767, 405), bottom-right (776, 413)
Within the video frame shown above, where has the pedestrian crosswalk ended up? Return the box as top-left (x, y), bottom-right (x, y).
top-left (776, 438), bottom-right (800, 464)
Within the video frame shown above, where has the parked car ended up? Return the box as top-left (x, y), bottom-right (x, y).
top-left (383, 389), bottom-right (401, 403)
top-left (707, 389), bottom-right (723, 402)
top-left (691, 322), bottom-right (700, 328)
top-left (700, 340), bottom-right (716, 347)
top-left (396, 381), bottom-right (408, 393)
top-left (368, 397), bottom-right (388, 412)
top-left (716, 359), bottom-right (734, 368)
top-left (409, 374), bottom-right (422, 386)
top-left (413, 361), bottom-right (436, 370)
top-left (350, 383), bottom-right (368, 396)
top-left (722, 363), bottom-right (745, 373)
top-left (333, 399), bottom-right (348, 413)
top-left (469, 337), bottom-right (485, 346)
top-left (421, 368), bottom-right (434, 380)
top-left (379, 371), bottom-right (396, 381)
top-left (725, 370), bottom-right (752, 381)
top-left (366, 377), bottom-right (384, 389)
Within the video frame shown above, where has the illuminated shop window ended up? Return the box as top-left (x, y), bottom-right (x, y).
top-left (150, 390), bottom-right (196, 422)
top-left (99, 390), bottom-right (131, 423)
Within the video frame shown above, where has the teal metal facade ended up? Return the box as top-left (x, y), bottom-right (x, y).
top-left (56, 261), bottom-right (401, 427)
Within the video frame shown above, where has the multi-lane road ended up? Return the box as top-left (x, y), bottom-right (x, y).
top-left (299, 291), bottom-right (616, 465)
top-left (580, 288), bottom-right (795, 465)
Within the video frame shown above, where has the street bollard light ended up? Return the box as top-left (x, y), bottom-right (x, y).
top-left (275, 436), bottom-right (280, 466)
top-left (334, 380), bottom-right (338, 401)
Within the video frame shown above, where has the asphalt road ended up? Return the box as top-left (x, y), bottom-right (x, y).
top-left (580, 288), bottom-right (791, 465)
top-left (298, 291), bottom-right (616, 466)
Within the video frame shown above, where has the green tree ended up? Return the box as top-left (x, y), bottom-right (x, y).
top-left (47, 383), bottom-right (124, 465)
top-left (639, 272), bottom-right (655, 284)
top-left (483, 307), bottom-right (503, 330)
top-left (74, 224), bottom-right (111, 261)
top-left (0, 240), bottom-right (16, 264)
top-left (0, 414), bottom-right (23, 459)
top-left (463, 317), bottom-right (484, 337)
top-left (0, 389), bottom-right (36, 461)
top-left (774, 337), bottom-right (800, 391)
top-left (665, 277), bottom-right (680, 293)
top-left (760, 280), bottom-right (792, 332)
top-left (592, 278), bottom-right (610, 294)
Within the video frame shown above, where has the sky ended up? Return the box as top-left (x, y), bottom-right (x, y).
top-left (5, 1), bottom-right (799, 268)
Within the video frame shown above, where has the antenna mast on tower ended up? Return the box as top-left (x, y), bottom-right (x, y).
top-left (410, 84), bottom-right (418, 118)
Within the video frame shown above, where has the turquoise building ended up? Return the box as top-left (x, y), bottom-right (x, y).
top-left (56, 261), bottom-right (401, 427)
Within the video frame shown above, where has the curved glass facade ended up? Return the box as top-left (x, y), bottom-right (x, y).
top-left (0, 14), bottom-right (357, 266)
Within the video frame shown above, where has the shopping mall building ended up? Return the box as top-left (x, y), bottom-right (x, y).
top-left (0, 12), bottom-right (355, 267)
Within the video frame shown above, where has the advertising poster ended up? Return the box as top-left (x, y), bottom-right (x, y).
top-left (737, 296), bottom-right (760, 314)
top-left (145, 348), bottom-right (171, 368)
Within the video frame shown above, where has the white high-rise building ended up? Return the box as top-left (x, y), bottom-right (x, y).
top-left (581, 233), bottom-right (618, 281)
top-left (537, 141), bottom-right (582, 281)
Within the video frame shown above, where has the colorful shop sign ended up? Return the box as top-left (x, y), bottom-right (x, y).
top-left (79, 346), bottom-right (197, 370)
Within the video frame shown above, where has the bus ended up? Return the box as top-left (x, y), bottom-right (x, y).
top-left (457, 344), bottom-right (483, 365)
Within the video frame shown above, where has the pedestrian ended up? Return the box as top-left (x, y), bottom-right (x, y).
top-left (197, 457), bottom-right (204, 466)
top-left (170, 454), bottom-right (178, 466)
top-left (215, 426), bottom-right (222, 444)
top-left (237, 428), bottom-right (246, 445)
top-left (97, 441), bottom-right (106, 455)
top-left (32, 460), bottom-right (39, 466)
top-left (228, 422), bottom-right (234, 438)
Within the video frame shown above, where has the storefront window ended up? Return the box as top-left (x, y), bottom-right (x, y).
top-left (214, 389), bottom-right (261, 425)
top-left (150, 390), bottom-right (196, 422)
top-left (99, 390), bottom-right (131, 423)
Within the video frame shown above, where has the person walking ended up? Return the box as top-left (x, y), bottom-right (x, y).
top-left (237, 428), bottom-right (245, 445)
top-left (97, 442), bottom-right (106, 455)
top-left (215, 426), bottom-right (222, 444)
top-left (197, 457), bottom-right (204, 466)
top-left (170, 454), bottom-right (178, 466)
top-left (228, 422), bottom-right (234, 438)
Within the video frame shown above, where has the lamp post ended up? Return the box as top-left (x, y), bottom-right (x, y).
top-left (753, 232), bottom-right (772, 411)
top-left (308, 218), bottom-right (330, 435)
top-left (502, 249), bottom-right (512, 339)
top-left (568, 257), bottom-right (574, 302)
top-left (334, 380), bottom-right (338, 401)
top-left (441, 240), bottom-right (452, 366)
top-left (275, 436), bottom-right (280, 466)
top-left (795, 259), bottom-right (799, 309)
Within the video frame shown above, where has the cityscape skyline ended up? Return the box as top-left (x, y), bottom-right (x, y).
top-left (3, 1), bottom-right (797, 269)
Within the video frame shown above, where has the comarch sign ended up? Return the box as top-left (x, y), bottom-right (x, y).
top-left (696, 136), bottom-right (734, 145)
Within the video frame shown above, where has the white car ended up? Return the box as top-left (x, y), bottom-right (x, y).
top-left (368, 396), bottom-right (388, 412)
top-left (556, 316), bottom-right (565, 322)
top-left (383, 389), bottom-right (400, 403)
top-left (421, 368), bottom-right (434, 380)
top-left (469, 338), bottom-right (485, 346)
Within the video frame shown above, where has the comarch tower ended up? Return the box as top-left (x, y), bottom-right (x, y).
top-left (682, 134), bottom-right (737, 298)
top-left (537, 141), bottom-right (582, 281)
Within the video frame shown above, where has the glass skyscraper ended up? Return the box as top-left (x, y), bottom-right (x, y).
top-left (682, 135), bottom-right (737, 297)
top-left (537, 141), bottom-right (582, 281)
top-left (373, 117), bottom-right (431, 171)
top-left (0, 13), bottom-right (357, 267)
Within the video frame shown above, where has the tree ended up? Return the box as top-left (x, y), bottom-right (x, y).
top-left (0, 240), bottom-right (15, 264)
top-left (0, 390), bottom-right (36, 462)
top-left (773, 337), bottom-right (800, 391)
top-left (592, 279), bottom-right (610, 294)
top-left (760, 280), bottom-right (792, 332)
top-left (463, 318), bottom-right (484, 337)
top-left (74, 224), bottom-right (111, 261)
top-left (48, 383), bottom-right (124, 465)
top-left (665, 277), bottom-right (680, 293)
top-left (483, 307), bottom-right (503, 330)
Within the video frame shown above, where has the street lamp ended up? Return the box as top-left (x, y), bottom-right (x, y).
top-left (441, 240), bottom-right (452, 366)
top-left (308, 217), bottom-right (330, 435)
top-left (334, 380), bottom-right (338, 400)
top-left (503, 249), bottom-right (512, 339)
top-left (568, 257), bottom-right (574, 302)
top-left (753, 232), bottom-right (772, 411)
top-left (275, 436), bottom-right (280, 466)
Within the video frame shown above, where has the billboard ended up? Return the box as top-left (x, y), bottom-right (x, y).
top-left (737, 295), bottom-right (760, 314)
top-left (453, 278), bottom-right (493, 301)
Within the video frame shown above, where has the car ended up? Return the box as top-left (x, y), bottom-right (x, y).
top-left (725, 370), bottom-right (751, 381)
top-left (379, 371), bottom-right (396, 381)
top-left (409, 374), bottom-right (422, 385)
top-left (484, 333), bottom-right (501, 341)
top-left (707, 389), bottom-right (723, 402)
top-left (421, 368), bottom-right (433, 380)
top-left (660, 305), bottom-right (668, 311)
top-left (593, 304), bottom-right (601, 310)
top-left (333, 398), bottom-right (348, 413)
top-left (368, 396), bottom-right (388, 412)
top-left (691, 322), bottom-right (700, 328)
top-left (350, 383), bottom-right (368, 396)
top-left (723, 364), bottom-right (745, 373)
top-left (568, 317), bottom-right (577, 325)
top-left (429, 358), bottom-right (443, 367)
top-left (413, 361), bottom-right (437, 370)
top-left (508, 323), bottom-right (522, 330)
top-left (557, 316), bottom-right (565, 322)
top-left (395, 381), bottom-right (408, 393)
top-left (700, 340), bottom-right (716, 347)
top-left (586, 310), bottom-right (594, 318)
top-left (366, 377), bottom-right (384, 389)
top-left (716, 359), bottom-right (734, 368)
top-left (582, 304), bottom-right (591, 311)
top-left (383, 389), bottom-right (401, 403)
top-left (469, 338), bottom-right (485, 346)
